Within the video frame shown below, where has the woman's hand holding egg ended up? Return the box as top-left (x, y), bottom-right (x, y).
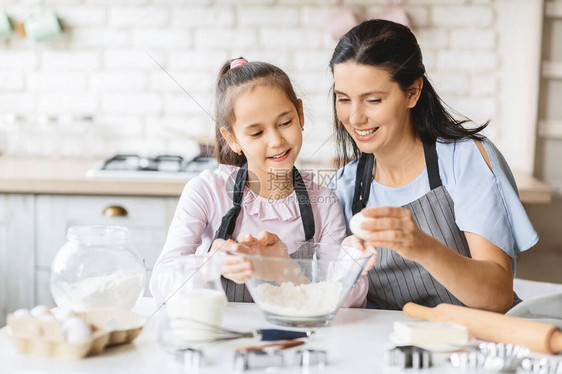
top-left (354, 207), bottom-right (436, 262)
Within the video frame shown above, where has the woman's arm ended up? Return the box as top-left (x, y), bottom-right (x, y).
top-left (361, 206), bottom-right (514, 313)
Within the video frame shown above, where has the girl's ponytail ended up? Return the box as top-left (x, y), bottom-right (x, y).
top-left (214, 58), bottom-right (248, 167)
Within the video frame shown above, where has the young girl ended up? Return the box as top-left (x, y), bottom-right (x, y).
top-left (328, 19), bottom-right (537, 313)
top-left (150, 58), bottom-right (370, 306)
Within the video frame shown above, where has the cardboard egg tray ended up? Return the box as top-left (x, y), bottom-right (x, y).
top-left (7, 309), bottom-right (146, 360)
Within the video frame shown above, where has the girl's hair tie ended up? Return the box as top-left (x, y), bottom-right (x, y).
top-left (230, 58), bottom-right (248, 69)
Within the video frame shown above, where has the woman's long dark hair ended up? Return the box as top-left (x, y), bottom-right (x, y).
top-left (215, 58), bottom-right (300, 166)
top-left (329, 19), bottom-right (488, 167)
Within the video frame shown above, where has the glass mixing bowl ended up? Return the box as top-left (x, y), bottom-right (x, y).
top-left (230, 242), bottom-right (371, 327)
top-left (50, 225), bottom-right (146, 312)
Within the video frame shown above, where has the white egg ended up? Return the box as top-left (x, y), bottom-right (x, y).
top-left (39, 313), bottom-right (56, 321)
top-left (63, 316), bottom-right (92, 344)
top-left (30, 305), bottom-right (51, 318)
top-left (349, 212), bottom-right (371, 240)
top-left (12, 308), bottom-right (31, 319)
top-left (51, 308), bottom-right (77, 321)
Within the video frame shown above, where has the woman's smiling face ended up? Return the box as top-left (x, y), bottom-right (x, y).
top-left (333, 62), bottom-right (420, 155)
top-left (222, 84), bottom-right (304, 179)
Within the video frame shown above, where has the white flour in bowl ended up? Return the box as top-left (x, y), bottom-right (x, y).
top-left (53, 269), bottom-right (144, 311)
top-left (254, 281), bottom-right (343, 317)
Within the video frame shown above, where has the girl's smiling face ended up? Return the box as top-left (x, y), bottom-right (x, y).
top-left (333, 62), bottom-right (421, 155)
top-left (221, 84), bottom-right (304, 179)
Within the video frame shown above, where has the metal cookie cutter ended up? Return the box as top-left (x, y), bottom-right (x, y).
top-left (521, 357), bottom-right (562, 373)
top-left (387, 346), bottom-right (432, 369)
top-left (449, 342), bottom-right (529, 372)
top-left (294, 349), bottom-right (328, 369)
top-left (233, 349), bottom-right (285, 372)
top-left (175, 348), bottom-right (204, 373)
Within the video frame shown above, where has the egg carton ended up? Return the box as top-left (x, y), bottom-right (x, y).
top-left (7, 309), bottom-right (146, 359)
top-left (78, 309), bottom-right (145, 347)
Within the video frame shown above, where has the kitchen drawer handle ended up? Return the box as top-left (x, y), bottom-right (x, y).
top-left (103, 205), bottom-right (128, 217)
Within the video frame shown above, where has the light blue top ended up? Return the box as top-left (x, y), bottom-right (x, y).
top-left (328, 137), bottom-right (538, 264)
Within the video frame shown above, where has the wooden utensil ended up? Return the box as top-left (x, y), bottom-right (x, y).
top-left (235, 339), bottom-right (305, 353)
top-left (403, 302), bottom-right (562, 354)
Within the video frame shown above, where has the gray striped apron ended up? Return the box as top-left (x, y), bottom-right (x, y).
top-left (352, 142), bottom-right (519, 310)
top-left (213, 162), bottom-right (316, 303)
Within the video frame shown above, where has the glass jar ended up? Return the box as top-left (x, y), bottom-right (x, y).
top-left (158, 254), bottom-right (227, 349)
top-left (50, 225), bottom-right (145, 312)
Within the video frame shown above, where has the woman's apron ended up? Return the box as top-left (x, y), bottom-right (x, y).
top-left (352, 142), bottom-right (518, 310)
top-left (213, 163), bottom-right (316, 302)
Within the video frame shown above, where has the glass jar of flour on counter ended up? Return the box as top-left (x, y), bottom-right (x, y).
top-left (50, 225), bottom-right (146, 311)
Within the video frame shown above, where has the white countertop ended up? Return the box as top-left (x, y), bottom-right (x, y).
top-left (0, 298), bottom-right (461, 374)
top-left (3, 290), bottom-right (561, 373)
top-left (0, 157), bottom-right (553, 203)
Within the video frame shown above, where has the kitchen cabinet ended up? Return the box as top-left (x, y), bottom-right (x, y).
top-left (0, 195), bottom-right (35, 326)
top-left (0, 193), bottom-right (179, 325)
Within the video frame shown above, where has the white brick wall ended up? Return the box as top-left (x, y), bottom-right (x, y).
top-left (42, 51), bottom-right (100, 70)
top-left (0, 51), bottom-right (38, 69)
top-left (150, 71), bottom-right (214, 93)
top-left (90, 71), bottom-right (148, 91)
top-left (132, 28), bottom-right (192, 48)
top-left (56, 7), bottom-right (106, 26)
top-left (194, 28), bottom-right (258, 49)
top-left (238, 7), bottom-right (299, 26)
top-left (437, 51), bottom-right (497, 71)
top-left (101, 93), bottom-right (162, 115)
top-left (104, 49), bottom-right (166, 69)
top-left (172, 7), bottom-right (235, 27)
top-left (28, 72), bottom-right (87, 92)
top-left (109, 7), bottom-right (169, 27)
top-left (37, 94), bottom-right (97, 115)
top-left (0, 0), bottom-right (517, 165)
top-left (449, 28), bottom-right (496, 50)
top-left (432, 6), bottom-right (494, 27)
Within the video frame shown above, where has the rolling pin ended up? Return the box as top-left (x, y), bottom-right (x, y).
top-left (403, 302), bottom-right (562, 354)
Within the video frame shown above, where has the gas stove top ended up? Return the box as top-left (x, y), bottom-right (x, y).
top-left (87, 154), bottom-right (218, 180)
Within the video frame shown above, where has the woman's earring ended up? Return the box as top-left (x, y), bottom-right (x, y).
top-left (301, 127), bottom-right (304, 132)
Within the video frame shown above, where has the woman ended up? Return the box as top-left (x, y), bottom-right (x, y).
top-left (328, 19), bottom-right (537, 313)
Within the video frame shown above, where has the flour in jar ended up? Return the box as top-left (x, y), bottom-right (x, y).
top-left (53, 269), bottom-right (143, 311)
top-left (255, 281), bottom-right (343, 317)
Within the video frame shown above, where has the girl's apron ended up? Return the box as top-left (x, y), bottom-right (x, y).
top-left (213, 163), bottom-right (315, 302)
top-left (352, 142), bottom-right (519, 310)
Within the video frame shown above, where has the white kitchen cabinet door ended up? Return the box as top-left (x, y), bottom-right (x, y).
top-left (35, 195), bottom-right (178, 270)
top-left (35, 270), bottom-right (54, 308)
top-left (0, 194), bottom-right (35, 325)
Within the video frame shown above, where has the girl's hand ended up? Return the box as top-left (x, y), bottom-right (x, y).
top-left (237, 231), bottom-right (301, 283)
top-left (360, 207), bottom-right (437, 262)
top-left (237, 231), bottom-right (290, 259)
top-left (342, 235), bottom-right (378, 275)
top-left (212, 238), bottom-right (253, 284)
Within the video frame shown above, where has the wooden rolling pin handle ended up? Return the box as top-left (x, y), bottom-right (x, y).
top-left (403, 302), bottom-right (432, 320)
top-left (547, 328), bottom-right (562, 355)
top-left (402, 302), bottom-right (562, 355)
top-left (234, 340), bottom-right (304, 353)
